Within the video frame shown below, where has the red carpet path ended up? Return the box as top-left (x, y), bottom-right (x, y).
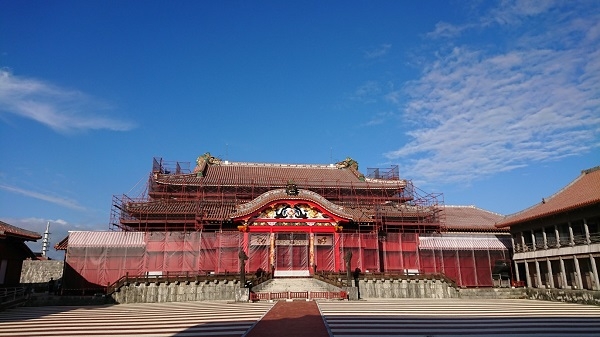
top-left (245, 300), bottom-right (330, 337)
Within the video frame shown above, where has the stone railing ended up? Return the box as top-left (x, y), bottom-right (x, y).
top-left (107, 271), bottom-right (272, 295)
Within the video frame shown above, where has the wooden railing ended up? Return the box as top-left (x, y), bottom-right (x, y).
top-left (314, 271), bottom-right (349, 287)
top-left (250, 290), bottom-right (347, 302)
top-left (0, 287), bottom-right (27, 310)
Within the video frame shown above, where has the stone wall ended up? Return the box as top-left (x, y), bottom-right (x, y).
top-left (358, 278), bottom-right (459, 299)
top-left (525, 288), bottom-right (600, 306)
top-left (20, 260), bottom-right (64, 284)
top-left (22, 293), bottom-right (110, 307)
top-left (112, 278), bottom-right (245, 304)
top-left (112, 277), bottom-right (459, 303)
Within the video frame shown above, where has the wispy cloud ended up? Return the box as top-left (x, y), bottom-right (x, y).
top-left (351, 81), bottom-right (381, 103)
top-left (0, 183), bottom-right (86, 211)
top-left (487, 0), bottom-right (561, 25)
top-left (386, 2), bottom-right (600, 186)
top-left (427, 1), bottom-right (562, 39)
top-left (365, 44), bottom-right (391, 59)
top-left (364, 111), bottom-right (396, 127)
top-left (0, 69), bottom-right (136, 133)
top-left (427, 21), bottom-right (473, 39)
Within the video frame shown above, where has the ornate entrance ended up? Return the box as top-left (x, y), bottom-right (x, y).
top-left (274, 233), bottom-right (310, 277)
top-left (230, 188), bottom-right (355, 277)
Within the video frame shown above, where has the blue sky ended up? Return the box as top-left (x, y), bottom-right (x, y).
top-left (1, 0), bottom-right (599, 260)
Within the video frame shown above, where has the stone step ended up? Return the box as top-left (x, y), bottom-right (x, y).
top-left (458, 288), bottom-right (526, 299)
top-left (255, 278), bottom-right (335, 293)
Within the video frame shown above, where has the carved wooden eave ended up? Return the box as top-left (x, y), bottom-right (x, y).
top-left (229, 188), bottom-right (354, 222)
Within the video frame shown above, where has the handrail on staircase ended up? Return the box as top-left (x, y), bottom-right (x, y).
top-left (0, 287), bottom-right (27, 310)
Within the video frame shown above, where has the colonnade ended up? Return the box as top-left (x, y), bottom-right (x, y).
top-left (511, 217), bottom-right (600, 290)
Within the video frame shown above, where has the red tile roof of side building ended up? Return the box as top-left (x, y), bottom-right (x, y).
top-left (444, 205), bottom-right (506, 232)
top-left (496, 166), bottom-right (600, 228)
top-left (0, 220), bottom-right (42, 240)
top-left (54, 235), bottom-right (68, 250)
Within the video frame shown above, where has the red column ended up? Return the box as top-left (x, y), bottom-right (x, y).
top-left (334, 231), bottom-right (340, 272)
top-left (309, 231), bottom-right (315, 275)
top-left (243, 231), bottom-right (249, 254)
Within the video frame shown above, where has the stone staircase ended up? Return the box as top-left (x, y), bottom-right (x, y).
top-left (253, 277), bottom-right (340, 293)
top-left (459, 287), bottom-right (527, 299)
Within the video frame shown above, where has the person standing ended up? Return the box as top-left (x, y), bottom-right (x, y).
top-left (48, 278), bottom-right (55, 294)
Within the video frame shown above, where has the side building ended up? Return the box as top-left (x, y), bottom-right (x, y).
top-left (439, 205), bottom-right (511, 287)
top-left (496, 166), bottom-right (600, 290)
top-left (0, 220), bottom-right (41, 287)
top-left (57, 153), bottom-right (511, 292)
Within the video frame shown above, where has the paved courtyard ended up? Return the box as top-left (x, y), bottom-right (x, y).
top-left (1, 299), bottom-right (599, 337)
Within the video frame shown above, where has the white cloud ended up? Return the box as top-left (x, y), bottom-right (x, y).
top-left (365, 44), bottom-right (391, 59)
top-left (427, 21), bottom-right (472, 39)
top-left (386, 2), bottom-right (600, 186)
top-left (0, 183), bottom-right (86, 211)
top-left (0, 69), bottom-right (136, 133)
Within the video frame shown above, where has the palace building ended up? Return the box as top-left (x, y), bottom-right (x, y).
top-left (59, 153), bottom-right (511, 291)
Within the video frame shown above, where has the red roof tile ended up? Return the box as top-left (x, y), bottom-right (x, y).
top-left (156, 161), bottom-right (407, 189)
top-left (54, 235), bottom-right (68, 250)
top-left (497, 166), bottom-right (600, 228)
top-left (444, 206), bottom-right (506, 231)
top-left (124, 200), bottom-right (238, 220)
top-left (0, 220), bottom-right (42, 240)
top-left (123, 198), bottom-right (436, 223)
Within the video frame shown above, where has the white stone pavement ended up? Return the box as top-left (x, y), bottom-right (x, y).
top-left (318, 299), bottom-right (600, 337)
top-left (0, 301), bottom-right (274, 337)
top-left (1, 299), bottom-right (600, 337)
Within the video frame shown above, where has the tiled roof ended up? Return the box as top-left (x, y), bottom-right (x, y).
top-left (497, 166), bottom-right (600, 228)
top-left (155, 161), bottom-right (407, 189)
top-left (122, 198), bottom-right (437, 223)
top-left (419, 234), bottom-right (512, 250)
top-left (444, 205), bottom-right (506, 231)
top-left (54, 235), bottom-right (68, 250)
top-left (0, 220), bottom-right (42, 240)
top-left (67, 231), bottom-right (145, 248)
top-left (124, 200), bottom-right (238, 220)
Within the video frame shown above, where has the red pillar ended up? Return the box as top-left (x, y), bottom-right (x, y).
top-left (334, 231), bottom-right (341, 272)
top-left (243, 231), bottom-right (249, 254)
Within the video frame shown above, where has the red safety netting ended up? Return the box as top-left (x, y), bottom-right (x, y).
top-left (274, 233), bottom-right (309, 273)
top-left (337, 233), bottom-right (379, 272)
top-left (417, 234), bottom-right (511, 287)
top-left (314, 234), bottom-right (335, 272)
top-left (64, 231), bottom-right (510, 289)
top-left (380, 233), bottom-right (420, 273)
top-left (248, 233), bottom-right (270, 274)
